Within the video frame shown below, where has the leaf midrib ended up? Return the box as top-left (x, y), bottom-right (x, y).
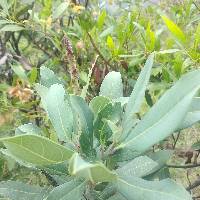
top-left (118, 179), bottom-right (185, 200)
top-left (122, 88), bottom-right (198, 148)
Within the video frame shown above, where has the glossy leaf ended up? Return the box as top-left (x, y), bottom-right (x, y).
top-left (120, 70), bottom-right (200, 154)
top-left (0, 134), bottom-right (74, 166)
top-left (100, 71), bottom-right (123, 99)
top-left (69, 153), bottom-right (117, 183)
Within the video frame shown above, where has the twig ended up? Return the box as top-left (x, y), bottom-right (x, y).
top-left (172, 131), bottom-right (181, 149)
top-left (87, 32), bottom-right (113, 68)
top-left (41, 169), bottom-right (58, 187)
top-left (167, 163), bottom-right (200, 169)
top-left (186, 177), bottom-right (200, 190)
top-left (186, 170), bottom-right (192, 192)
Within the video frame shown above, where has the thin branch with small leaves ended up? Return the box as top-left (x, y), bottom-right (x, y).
top-left (87, 32), bottom-right (113, 68)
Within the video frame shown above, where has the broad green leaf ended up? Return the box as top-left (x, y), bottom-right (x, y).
top-left (45, 84), bottom-right (74, 141)
top-left (162, 15), bottom-right (186, 43)
top-left (0, 181), bottom-right (50, 200)
top-left (0, 149), bottom-right (34, 168)
top-left (40, 66), bottom-right (63, 88)
top-left (69, 153), bottom-right (117, 183)
top-left (52, 2), bottom-right (69, 20)
top-left (70, 95), bottom-right (94, 156)
top-left (120, 70), bottom-right (200, 155)
top-left (117, 177), bottom-right (192, 200)
top-left (122, 54), bottom-right (154, 138)
top-left (89, 96), bottom-right (111, 118)
top-left (0, 24), bottom-right (24, 31)
top-left (0, 134), bottom-right (74, 166)
top-left (15, 123), bottom-right (42, 135)
top-left (116, 156), bottom-right (158, 178)
top-left (46, 180), bottom-right (85, 200)
top-left (99, 72), bottom-right (123, 99)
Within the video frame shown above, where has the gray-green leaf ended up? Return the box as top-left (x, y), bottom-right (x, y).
top-left (99, 71), bottom-right (123, 99)
top-left (70, 95), bottom-right (94, 155)
top-left (15, 123), bottom-right (42, 135)
top-left (46, 180), bottom-right (85, 200)
top-left (178, 97), bottom-right (200, 130)
top-left (0, 181), bottom-right (50, 200)
top-left (117, 176), bottom-right (192, 200)
top-left (120, 70), bottom-right (200, 154)
top-left (40, 66), bottom-right (63, 88)
top-left (45, 84), bottom-right (74, 141)
top-left (122, 54), bottom-right (154, 138)
top-left (116, 156), bottom-right (158, 178)
top-left (0, 134), bottom-right (74, 166)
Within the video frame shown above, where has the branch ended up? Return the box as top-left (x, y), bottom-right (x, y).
top-left (87, 32), bottom-right (113, 68)
top-left (41, 169), bottom-right (58, 187)
top-left (187, 177), bottom-right (200, 190)
top-left (167, 163), bottom-right (200, 169)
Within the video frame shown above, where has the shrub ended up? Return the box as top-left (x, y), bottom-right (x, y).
top-left (0, 53), bottom-right (200, 200)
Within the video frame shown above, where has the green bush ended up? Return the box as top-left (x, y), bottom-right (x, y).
top-left (0, 54), bottom-right (200, 199)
